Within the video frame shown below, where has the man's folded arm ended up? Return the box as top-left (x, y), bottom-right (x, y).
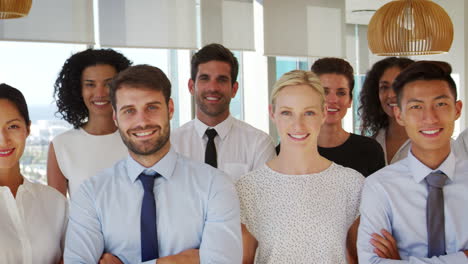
top-left (64, 183), bottom-right (104, 264)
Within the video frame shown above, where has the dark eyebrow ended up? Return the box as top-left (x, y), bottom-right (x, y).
top-left (119, 101), bottom-right (162, 112)
top-left (7, 118), bottom-right (21, 124)
top-left (434, 95), bottom-right (451, 100)
top-left (407, 95), bottom-right (451, 104)
top-left (217, 75), bottom-right (230, 80)
top-left (147, 101), bottom-right (163, 106)
top-left (119, 105), bottom-right (134, 112)
top-left (406, 98), bottom-right (424, 104)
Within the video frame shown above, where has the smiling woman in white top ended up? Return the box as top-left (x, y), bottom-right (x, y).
top-left (236, 70), bottom-right (364, 264)
top-left (47, 49), bottom-right (131, 196)
top-left (0, 84), bottom-right (68, 264)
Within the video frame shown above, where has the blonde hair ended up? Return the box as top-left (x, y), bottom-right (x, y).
top-left (270, 70), bottom-right (325, 110)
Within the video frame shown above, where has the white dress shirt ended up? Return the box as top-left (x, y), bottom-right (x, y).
top-left (171, 115), bottom-right (276, 182)
top-left (374, 128), bottom-right (411, 165)
top-left (0, 179), bottom-right (68, 264)
top-left (358, 150), bottom-right (468, 264)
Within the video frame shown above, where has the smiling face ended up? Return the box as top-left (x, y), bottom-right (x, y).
top-left (319, 73), bottom-right (352, 126)
top-left (395, 80), bottom-right (462, 159)
top-left (189, 60), bottom-right (238, 125)
top-left (0, 99), bottom-right (30, 170)
top-left (378, 66), bottom-right (402, 118)
top-left (113, 85), bottom-right (173, 162)
top-left (271, 84), bottom-right (326, 149)
top-left (81, 64), bottom-right (117, 118)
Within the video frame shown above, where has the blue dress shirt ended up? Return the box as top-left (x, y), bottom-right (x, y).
top-left (64, 147), bottom-right (242, 264)
top-left (358, 150), bottom-right (468, 264)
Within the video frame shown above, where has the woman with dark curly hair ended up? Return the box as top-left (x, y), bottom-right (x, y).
top-left (358, 57), bottom-right (414, 165)
top-left (47, 49), bottom-right (131, 196)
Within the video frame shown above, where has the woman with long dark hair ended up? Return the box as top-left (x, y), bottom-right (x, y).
top-left (359, 57), bottom-right (414, 164)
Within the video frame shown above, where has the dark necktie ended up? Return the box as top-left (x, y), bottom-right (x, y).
top-left (426, 170), bottom-right (448, 258)
top-left (205, 128), bottom-right (218, 168)
top-left (139, 171), bottom-right (159, 261)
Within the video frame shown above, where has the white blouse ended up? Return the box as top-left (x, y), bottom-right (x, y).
top-left (0, 179), bottom-right (68, 264)
top-left (52, 128), bottom-right (128, 196)
top-left (236, 163), bottom-right (364, 264)
top-left (374, 128), bottom-right (411, 165)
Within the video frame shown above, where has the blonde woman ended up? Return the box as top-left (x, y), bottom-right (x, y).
top-left (236, 70), bottom-right (364, 263)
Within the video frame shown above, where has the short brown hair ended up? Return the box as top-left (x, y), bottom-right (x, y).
top-left (191, 43), bottom-right (239, 85)
top-left (110, 65), bottom-right (171, 109)
top-left (311, 57), bottom-right (354, 96)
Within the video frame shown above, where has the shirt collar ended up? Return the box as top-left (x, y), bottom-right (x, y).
top-left (194, 115), bottom-right (234, 140)
top-left (408, 150), bottom-right (456, 183)
top-left (18, 177), bottom-right (36, 198)
top-left (126, 147), bottom-right (178, 183)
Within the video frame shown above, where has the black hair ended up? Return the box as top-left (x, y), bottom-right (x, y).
top-left (0, 83), bottom-right (31, 125)
top-left (311, 57), bottom-right (355, 97)
top-left (393, 60), bottom-right (457, 105)
top-left (358, 57), bottom-right (414, 136)
top-left (54, 48), bottom-right (132, 129)
top-left (191, 43), bottom-right (239, 85)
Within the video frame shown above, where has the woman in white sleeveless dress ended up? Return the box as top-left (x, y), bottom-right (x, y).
top-left (47, 49), bottom-right (131, 196)
top-left (0, 84), bottom-right (67, 263)
top-left (236, 70), bottom-right (364, 264)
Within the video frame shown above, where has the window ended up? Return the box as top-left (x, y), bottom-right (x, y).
top-left (0, 41), bottom-right (86, 184)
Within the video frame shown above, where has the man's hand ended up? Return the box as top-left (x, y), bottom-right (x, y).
top-left (463, 250), bottom-right (468, 258)
top-left (99, 253), bottom-right (124, 264)
top-left (157, 249), bottom-right (200, 264)
top-left (370, 229), bottom-right (401, 260)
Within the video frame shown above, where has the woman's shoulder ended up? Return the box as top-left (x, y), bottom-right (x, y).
top-left (349, 133), bottom-right (382, 148)
top-left (237, 166), bottom-right (271, 184)
top-left (327, 163), bottom-right (365, 185)
top-left (52, 128), bottom-right (80, 142)
top-left (24, 180), bottom-right (67, 206)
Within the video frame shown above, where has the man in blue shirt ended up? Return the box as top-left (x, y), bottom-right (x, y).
top-left (64, 65), bottom-right (242, 264)
top-left (357, 61), bottom-right (468, 263)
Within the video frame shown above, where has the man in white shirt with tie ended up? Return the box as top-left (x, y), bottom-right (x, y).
top-left (172, 43), bottom-right (276, 182)
top-left (357, 61), bottom-right (468, 263)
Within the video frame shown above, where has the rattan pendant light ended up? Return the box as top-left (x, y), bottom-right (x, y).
top-left (0, 0), bottom-right (32, 19)
top-left (367, 0), bottom-right (453, 56)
